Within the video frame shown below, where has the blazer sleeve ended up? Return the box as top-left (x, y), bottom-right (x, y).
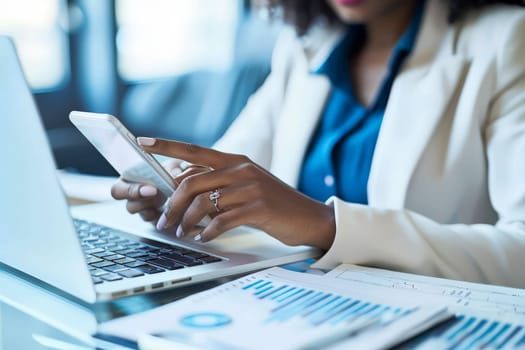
top-left (313, 12), bottom-right (525, 288)
top-left (213, 29), bottom-right (298, 169)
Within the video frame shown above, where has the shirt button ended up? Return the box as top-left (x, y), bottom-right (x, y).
top-left (324, 175), bottom-right (334, 187)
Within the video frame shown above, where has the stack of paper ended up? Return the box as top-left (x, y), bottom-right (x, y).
top-left (326, 264), bottom-right (525, 349)
top-left (98, 267), bottom-right (451, 350)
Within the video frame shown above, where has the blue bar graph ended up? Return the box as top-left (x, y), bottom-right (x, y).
top-left (242, 279), bottom-right (265, 290)
top-left (416, 314), bottom-right (525, 350)
top-left (271, 286), bottom-right (296, 300)
top-left (310, 297), bottom-right (353, 326)
top-left (238, 277), bottom-right (525, 349)
top-left (480, 323), bottom-right (511, 349)
top-left (497, 326), bottom-right (522, 349)
top-left (239, 278), bottom-right (413, 330)
top-left (257, 285), bottom-right (287, 299)
top-left (515, 332), bottom-right (525, 347)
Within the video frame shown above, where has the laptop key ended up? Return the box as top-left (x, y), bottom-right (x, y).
top-left (92, 239), bottom-right (108, 246)
top-left (98, 230), bottom-right (111, 237)
top-left (124, 261), bottom-right (148, 268)
top-left (88, 226), bottom-right (102, 233)
top-left (183, 252), bottom-right (210, 259)
top-left (173, 247), bottom-right (195, 255)
top-left (85, 256), bottom-right (103, 264)
top-left (138, 255), bottom-right (158, 262)
top-left (93, 251), bottom-right (114, 258)
top-left (124, 242), bottom-right (145, 248)
top-left (148, 258), bottom-right (185, 270)
top-left (100, 273), bottom-right (123, 281)
top-left (85, 247), bottom-right (105, 255)
top-left (142, 246), bottom-right (161, 253)
top-left (105, 254), bottom-right (125, 261)
top-left (114, 257), bottom-right (136, 265)
top-left (92, 276), bottom-right (103, 284)
top-left (114, 248), bottom-right (136, 255)
top-left (90, 268), bottom-right (109, 277)
top-left (115, 239), bottom-right (131, 245)
top-left (198, 256), bottom-right (223, 264)
top-left (91, 261), bottom-right (115, 268)
top-left (135, 264), bottom-right (165, 274)
top-left (104, 264), bottom-right (128, 273)
top-left (126, 251), bottom-right (149, 258)
top-left (118, 269), bottom-right (145, 278)
top-left (161, 253), bottom-right (203, 266)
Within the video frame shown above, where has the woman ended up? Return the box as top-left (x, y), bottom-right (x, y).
top-left (111, 0), bottom-right (525, 288)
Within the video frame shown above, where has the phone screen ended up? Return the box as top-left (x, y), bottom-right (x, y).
top-left (80, 122), bottom-right (146, 175)
top-left (71, 113), bottom-right (175, 196)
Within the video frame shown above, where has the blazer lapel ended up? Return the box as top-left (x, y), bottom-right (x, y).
top-left (368, 54), bottom-right (470, 208)
top-left (368, 0), bottom-right (471, 208)
top-left (271, 70), bottom-right (331, 186)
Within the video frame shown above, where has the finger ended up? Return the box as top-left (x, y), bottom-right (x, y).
top-left (178, 184), bottom-right (249, 236)
top-left (126, 196), bottom-right (165, 214)
top-left (159, 167), bottom-right (247, 230)
top-left (139, 208), bottom-right (162, 222)
top-left (197, 205), bottom-right (257, 242)
top-left (137, 137), bottom-right (242, 170)
top-left (176, 192), bottom-right (211, 238)
top-left (162, 159), bottom-right (183, 177)
top-left (111, 180), bottom-right (159, 200)
top-left (173, 166), bottom-right (211, 186)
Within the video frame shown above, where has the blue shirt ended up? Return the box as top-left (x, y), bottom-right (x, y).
top-left (298, 3), bottom-right (424, 204)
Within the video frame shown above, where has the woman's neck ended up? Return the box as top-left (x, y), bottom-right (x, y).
top-left (363, 0), bottom-right (419, 52)
top-left (348, 0), bottom-right (420, 106)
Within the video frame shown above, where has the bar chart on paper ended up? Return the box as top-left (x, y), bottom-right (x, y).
top-left (98, 267), bottom-right (450, 350)
top-left (414, 315), bottom-right (525, 350)
top-left (241, 277), bottom-right (408, 327)
top-left (326, 264), bottom-right (525, 350)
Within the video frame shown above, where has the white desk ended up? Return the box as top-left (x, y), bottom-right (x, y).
top-left (0, 266), bottom-right (234, 350)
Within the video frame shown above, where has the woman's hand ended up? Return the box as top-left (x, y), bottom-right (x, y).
top-left (111, 180), bottom-right (167, 223)
top-left (110, 160), bottom-right (207, 224)
top-left (137, 137), bottom-right (336, 250)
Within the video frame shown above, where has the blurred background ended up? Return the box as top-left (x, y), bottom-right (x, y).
top-left (0, 0), bottom-right (281, 175)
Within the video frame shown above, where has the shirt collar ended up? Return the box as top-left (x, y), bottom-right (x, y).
top-left (314, 24), bottom-right (364, 87)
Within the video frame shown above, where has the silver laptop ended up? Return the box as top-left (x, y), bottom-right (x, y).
top-left (0, 36), bottom-right (320, 303)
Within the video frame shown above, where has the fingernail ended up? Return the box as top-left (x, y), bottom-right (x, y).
top-left (137, 137), bottom-right (156, 146)
top-left (193, 234), bottom-right (202, 241)
top-left (170, 167), bottom-right (182, 177)
top-left (176, 225), bottom-right (184, 238)
top-left (179, 161), bottom-right (191, 170)
top-left (156, 213), bottom-right (167, 230)
top-left (139, 185), bottom-right (157, 197)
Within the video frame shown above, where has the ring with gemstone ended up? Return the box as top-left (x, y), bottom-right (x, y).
top-left (209, 189), bottom-right (221, 212)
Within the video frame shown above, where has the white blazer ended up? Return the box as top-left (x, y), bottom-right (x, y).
top-left (215, 0), bottom-right (525, 287)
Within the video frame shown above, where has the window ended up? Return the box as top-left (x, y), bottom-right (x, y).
top-left (116, 0), bottom-right (240, 81)
top-left (0, 0), bottom-right (69, 91)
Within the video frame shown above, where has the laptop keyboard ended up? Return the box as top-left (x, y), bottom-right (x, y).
top-left (74, 219), bottom-right (223, 284)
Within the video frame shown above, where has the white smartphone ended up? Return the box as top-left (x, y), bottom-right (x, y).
top-left (69, 111), bottom-right (175, 197)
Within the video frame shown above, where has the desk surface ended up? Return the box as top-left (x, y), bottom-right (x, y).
top-left (3, 263), bottom-right (525, 350)
top-left (0, 266), bottom-right (238, 350)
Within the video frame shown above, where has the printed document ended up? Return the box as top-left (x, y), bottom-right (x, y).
top-left (98, 267), bottom-right (450, 350)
